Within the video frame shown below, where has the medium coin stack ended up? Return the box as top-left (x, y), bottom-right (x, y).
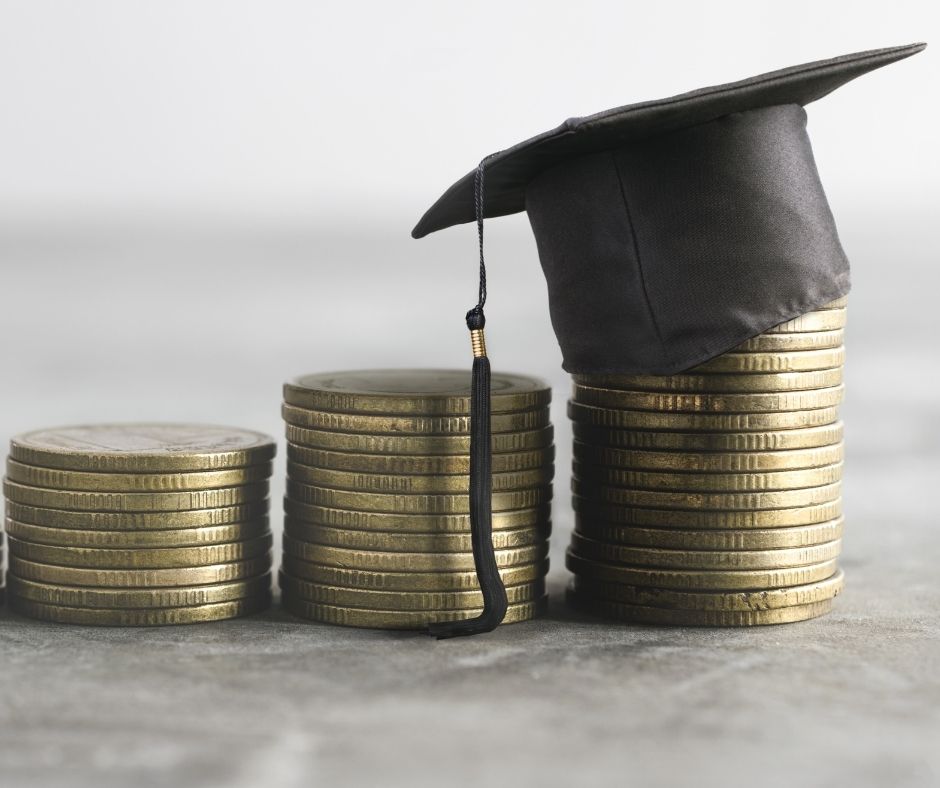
top-left (566, 298), bottom-right (848, 625)
top-left (279, 369), bottom-right (554, 629)
top-left (2, 424), bottom-right (276, 625)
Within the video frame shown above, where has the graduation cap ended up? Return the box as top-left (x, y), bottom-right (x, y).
top-left (413, 43), bottom-right (925, 638)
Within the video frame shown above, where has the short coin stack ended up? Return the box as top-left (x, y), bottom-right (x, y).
top-left (567, 298), bottom-right (847, 625)
top-left (3, 424), bottom-right (275, 625)
top-left (279, 369), bottom-right (554, 629)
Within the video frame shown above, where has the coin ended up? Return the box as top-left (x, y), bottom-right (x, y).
top-left (732, 329), bottom-right (844, 353)
top-left (4, 500), bottom-right (270, 530)
top-left (282, 519), bottom-right (550, 552)
top-left (286, 424), bottom-right (554, 454)
top-left (568, 532), bottom-right (842, 570)
top-left (7, 533), bottom-right (273, 569)
top-left (572, 422), bottom-right (843, 452)
top-left (6, 573), bottom-right (272, 609)
top-left (286, 463), bottom-right (553, 494)
top-left (5, 460), bottom-right (273, 493)
top-left (283, 369), bottom-right (551, 415)
top-left (574, 516), bottom-right (844, 550)
top-left (281, 535), bottom-right (548, 572)
top-left (280, 595), bottom-right (547, 630)
top-left (286, 444), bottom-right (555, 475)
top-left (688, 347), bottom-right (845, 373)
top-left (285, 481), bottom-right (552, 514)
top-left (568, 569), bottom-right (843, 611)
top-left (8, 553), bottom-right (272, 588)
top-left (8, 595), bottom-right (271, 626)
top-left (570, 385), bottom-right (844, 413)
top-left (281, 556), bottom-right (549, 591)
top-left (3, 480), bottom-right (269, 512)
top-left (818, 296), bottom-right (848, 309)
top-left (9, 424), bottom-right (276, 472)
top-left (567, 402), bottom-right (840, 432)
top-left (4, 518), bottom-right (270, 548)
top-left (574, 369), bottom-right (843, 394)
top-left (565, 550), bottom-right (838, 590)
top-left (765, 308), bottom-right (846, 333)
top-left (572, 462), bottom-right (843, 492)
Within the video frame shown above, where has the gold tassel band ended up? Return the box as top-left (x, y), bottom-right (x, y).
top-left (470, 328), bottom-right (487, 358)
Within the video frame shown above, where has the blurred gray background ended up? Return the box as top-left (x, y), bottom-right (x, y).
top-left (0, 2), bottom-right (938, 787)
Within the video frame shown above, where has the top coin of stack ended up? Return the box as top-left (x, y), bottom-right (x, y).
top-left (2, 424), bottom-right (276, 626)
top-left (566, 299), bottom-right (847, 626)
top-left (279, 369), bottom-right (554, 629)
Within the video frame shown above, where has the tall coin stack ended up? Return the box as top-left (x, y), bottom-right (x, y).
top-left (279, 370), bottom-right (554, 629)
top-left (3, 425), bottom-right (275, 625)
top-left (566, 298), bottom-right (847, 625)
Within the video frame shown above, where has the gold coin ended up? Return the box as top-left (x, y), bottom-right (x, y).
top-left (283, 369), bottom-right (551, 415)
top-left (4, 500), bottom-right (270, 530)
top-left (568, 532), bottom-right (842, 570)
top-left (7, 533), bottom-right (273, 570)
top-left (5, 459), bottom-right (273, 493)
top-left (574, 369), bottom-right (843, 395)
top-left (572, 441), bottom-right (843, 472)
top-left (283, 499), bottom-right (550, 533)
top-left (281, 403), bottom-right (550, 434)
top-left (571, 385), bottom-right (844, 413)
top-left (7, 553), bottom-right (272, 588)
top-left (286, 463), bottom-right (553, 494)
top-left (565, 550), bottom-right (838, 590)
top-left (287, 444), bottom-right (554, 475)
top-left (4, 518), bottom-right (270, 548)
top-left (572, 422), bottom-right (843, 452)
top-left (286, 424), bottom-right (554, 454)
top-left (281, 556), bottom-right (549, 591)
top-left (567, 402), bottom-right (840, 432)
top-left (574, 516), bottom-right (844, 550)
top-left (6, 573), bottom-right (272, 609)
top-left (732, 329), bottom-right (844, 353)
top-left (571, 496), bottom-right (842, 528)
top-left (8, 595), bottom-right (271, 626)
top-left (285, 481), bottom-right (552, 514)
top-left (281, 594), bottom-right (546, 630)
top-left (282, 519), bottom-right (550, 552)
top-left (571, 479), bottom-right (841, 510)
top-left (573, 462), bottom-right (843, 492)
top-left (281, 535), bottom-right (548, 572)
top-left (569, 569), bottom-right (844, 611)
top-left (278, 571), bottom-right (545, 611)
top-left (9, 424), bottom-right (276, 472)
top-left (765, 308), bottom-right (846, 333)
top-left (3, 480), bottom-right (269, 513)
top-left (688, 347), bottom-right (845, 374)
top-left (567, 592), bottom-right (834, 625)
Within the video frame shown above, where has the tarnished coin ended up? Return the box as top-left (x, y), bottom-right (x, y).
top-left (572, 441), bottom-right (844, 472)
top-left (283, 498), bottom-right (550, 533)
top-left (9, 595), bottom-right (271, 626)
top-left (574, 369), bottom-right (843, 394)
top-left (574, 516), bottom-right (844, 550)
top-left (287, 444), bottom-right (554, 475)
top-left (281, 556), bottom-right (549, 591)
top-left (765, 308), bottom-right (846, 333)
top-left (5, 459), bottom-right (273, 493)
top-left (4, 500), bottom-right (270, 531)
top-left (283, 519), bottom-right (550, 552)
top-left (286, 480), bottom-right (552, 514)
top-left (568, 532), bottom-right (842, 570)
top-left (732, 329), bottom-right (844, 353)
top-left (281, 403), bottom-right (549, 434)
top-left (8, 553), bottom-right (272, 588)
top-left (278, 571), bottom-right (545, 611)
top-left (572, 462), bottom-right (843, 492)
top-left (283, 369), bottom-right (551, 415)
top-left (7, 533), bottom-right (273, 570)
top-left (572, 422), bottom-right (843, 452)
top-left (6, 573), bottom-right (272, 609)
top-left (565, 550), bottom-right (839, 590)
top-left (567, 402), bottom-right (840, 432)
top-left (281, 535), bottom-right (548, 572)
top-left (281, 594), bottom-right (547, 629)
top-left (569, 569), bottom-right (843, 611)
top-left (286, 463), bottom-right (553, 494)
top-left (689, 347), bottom-right (845, 374)
top-left (571, 385), bottom-right (844, 413)
top-left (9, 424), bottom-right (276, 472)
top-left (286, 424), bottom-right (554, 455)
top-left (4, 518), bottom-right (270, 548)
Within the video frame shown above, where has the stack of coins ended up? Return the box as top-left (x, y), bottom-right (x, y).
top-left (2, 424), bottom-right (275, 626)
top-left (566, 298), bottom-right (847, 625)
top-left (279, 370), bottom-right (554, 629)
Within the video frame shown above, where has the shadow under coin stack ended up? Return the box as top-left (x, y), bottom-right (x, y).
top-left (2, 425), bottom-right (276, 625)
top-left (566, 299), bottom-right (848, 625)
top-left (279, 370), bottom-right (554, 629)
